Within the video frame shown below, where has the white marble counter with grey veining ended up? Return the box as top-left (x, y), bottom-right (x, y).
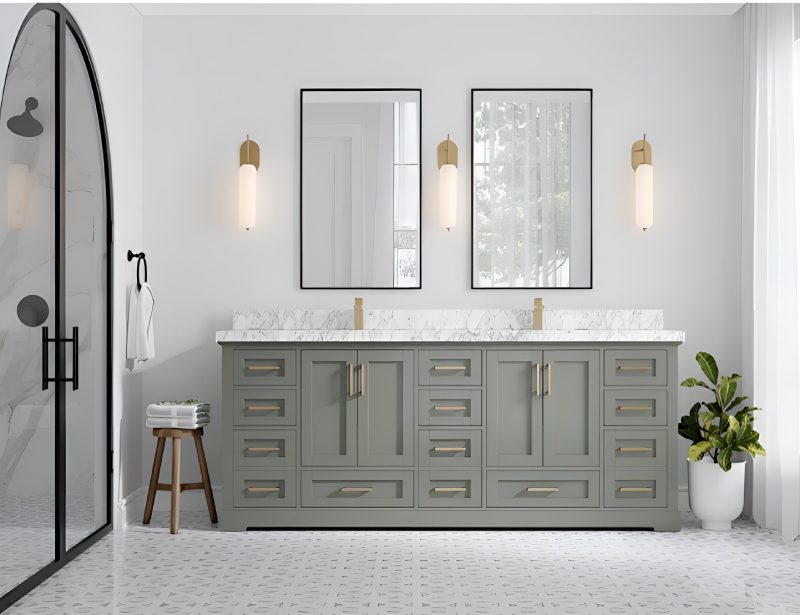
top-left (216, 309), bottom-right (685, 343)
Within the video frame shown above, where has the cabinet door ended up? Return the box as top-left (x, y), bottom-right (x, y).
top-left (301, 350), bottom-right (358, 466)
top-left (486, 351), bottom-right (543, 466)
top-left (357, 350), bottom-right (414, 466)
top-left (542, 350), bottom-right (600, 466)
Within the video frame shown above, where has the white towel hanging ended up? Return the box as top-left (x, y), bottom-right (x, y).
top-left (126, 282), bottom-right (155, 364)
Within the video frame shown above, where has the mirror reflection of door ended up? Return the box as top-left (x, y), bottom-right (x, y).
top-left (301, 90), bottom-right (421, 289)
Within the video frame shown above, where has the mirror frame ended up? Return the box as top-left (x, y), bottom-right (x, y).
top-left (299, 88), bottom-right (423, 289)
top-left (470, 88), bottom-right (593, 290)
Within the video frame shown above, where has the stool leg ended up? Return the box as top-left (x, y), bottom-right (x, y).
top-left (170, 436), bottom-right (181, 534)
top-left (193, 430), bottom-right (218, 524)
top-left (143, 436), bottom-right (166, 525)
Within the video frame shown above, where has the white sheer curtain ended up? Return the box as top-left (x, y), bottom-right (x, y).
top-left (749, 3), bottom-right (800, 543)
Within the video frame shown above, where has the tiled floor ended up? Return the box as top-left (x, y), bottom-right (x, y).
top-left (6, 513), bottom-right (800, 614)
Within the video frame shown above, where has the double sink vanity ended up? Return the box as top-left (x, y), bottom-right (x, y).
top-left (216, 309), bottom-right (684, 531)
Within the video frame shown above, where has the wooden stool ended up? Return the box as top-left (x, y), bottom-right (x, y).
top-left (143, 427), bottom-right (218, 534)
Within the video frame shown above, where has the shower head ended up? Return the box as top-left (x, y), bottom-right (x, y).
top-left (6, 97), bottom-right (43, 137)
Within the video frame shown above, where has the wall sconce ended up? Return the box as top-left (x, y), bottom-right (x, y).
top-left (239, 135), bottom-right (260, 231)
top-left (7, 163), bottom-right (32, 229)
top-left (437, 135), bottom-right (458, 231)
top-left (631, 134), bottom-right (653, 231)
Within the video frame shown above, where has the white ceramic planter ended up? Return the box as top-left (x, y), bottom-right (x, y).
top-left (688, 457), bottom-right (745, 530)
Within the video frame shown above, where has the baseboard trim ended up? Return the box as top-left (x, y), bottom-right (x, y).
top-left (119, 486), bottom-right (146, 526)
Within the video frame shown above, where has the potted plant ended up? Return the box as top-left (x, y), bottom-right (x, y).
top-left (680, 351), bottom-right (766, 530)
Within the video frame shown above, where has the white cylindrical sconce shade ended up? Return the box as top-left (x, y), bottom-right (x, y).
top-left (635, 163), bottom-right (653, 230)
top-left (439, 163), bottom-right (457, 231)
top-left (8, 163), bottom-right (32, 229)
top-left (239, 163), bottom-right (257, 231)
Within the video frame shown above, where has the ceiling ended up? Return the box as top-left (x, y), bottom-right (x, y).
top-left (132, 2), bottom-right (745, 17)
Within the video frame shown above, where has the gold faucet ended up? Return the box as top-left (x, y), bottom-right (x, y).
top-left (354, 297), bottom-right (364, 330)
top-left (533, 297), bottom-right (543, 330)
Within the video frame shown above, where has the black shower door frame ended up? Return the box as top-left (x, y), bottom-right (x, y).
top-left (0, 3), bottom-right (113, 611)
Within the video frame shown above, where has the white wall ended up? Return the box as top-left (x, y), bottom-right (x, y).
top-left (141, 12), bottom-right (744, 507)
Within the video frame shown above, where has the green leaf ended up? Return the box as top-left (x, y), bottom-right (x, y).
top-left (717, 376), bottom-right (739, 410)
top-left (745, 443), bottom-right (767, 457)
top-left (696, 352), bottom-right (719, 385)
top-left (681, 377), bottom-right (712, 390)
top-left (717, 447), bottom-right (733, 471)
top-left (678, 403), bottom-right (704, 443)
top-left (688, 441), bottom-right (713, 461)
top-left (727, 396), bottom-right (749, 411)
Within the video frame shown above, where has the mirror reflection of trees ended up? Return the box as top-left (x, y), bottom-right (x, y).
top-left (474, 101), bottom-right (572, 287)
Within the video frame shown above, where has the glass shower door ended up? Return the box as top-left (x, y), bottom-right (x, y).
top-left (0, 9), bottom-right (57, 595)
top-left (64, 26), bottom-right (109, 550)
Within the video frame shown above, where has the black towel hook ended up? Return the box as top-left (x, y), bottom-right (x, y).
top-left (127, 250), bottom-right (148, 291)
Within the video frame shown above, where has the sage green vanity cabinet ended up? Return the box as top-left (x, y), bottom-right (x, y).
top-left (219, 341), bottom-right (681, 531)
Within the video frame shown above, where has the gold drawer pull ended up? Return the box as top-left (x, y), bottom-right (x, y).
top-left (247, 365), bottom-right (281, 372)
top-left (433, 487), bottom-right (467, 493)
top-left (246, 447), bottom-right (281, 453)
top-left (247, 486), bottom-right (281, 493)
top-left (433, 447), bottom-right (467, 453)
top-left (246, 405), bottom-right (281, 411)
top-left (617, 405), bottom-right (652, 411)
top-left (527, 487), bottom-right (560, 493)
top-left (340, 486), bottom-right (373, 493)
top-left (618, 447), bottom-right (653, 453)
top-left (433, 365), bottom-right (468, 371)
top-left (619, 487), bottom-right (654, 493)
top-left (617, 365), bottom-right (652, 372)
top-left (432, 405), bottom-right (467, 411)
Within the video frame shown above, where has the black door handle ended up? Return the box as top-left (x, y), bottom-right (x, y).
top-left (67, 326), bottom-right (78, 391)
top-left (42, 326), bottom-right (51, 390)
top-left (41, 326), bottom-right (78, 391)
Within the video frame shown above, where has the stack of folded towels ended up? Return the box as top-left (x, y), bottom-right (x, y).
top-left (146, 400), bottom-right (211, 429)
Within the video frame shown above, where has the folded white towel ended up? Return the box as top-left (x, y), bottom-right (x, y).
top-left (126, 282), bottom-right (155, 364)
top-left (146, 403), bottom-right (210, 418)
top-left (146, 416), bottom-right (210, 429)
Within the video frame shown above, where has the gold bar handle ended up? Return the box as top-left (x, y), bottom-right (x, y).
top-left (246, 447), bottom-right (281, 453)
top-left (359, 363), bottom-right (366, 397)
top-left (432, 405), bottom-right (467, 411)
top-left (433, 447), bottom-right (467, 452)
top-left (348, 363), bottom-right (355, 397)
top-left (618, 447), bottom-right (653, 453)
top-left (340, 486), bottom-right (373, 493)
top-left (247, 486), bottom-right (280, 493)
top-left (433, 365), bottom-right (467, 371)
top-left (247, 365), bottom-right (281, 372)
top-left (546, 363), bottom-right (552, 396)
top-left (617, 365), bottom-right (652, 372)
top-left (433, 487), bottom-right (467, 493)
top-left (619, 487), bottom-right (654, 493)
top-left (617, 405), bottom-right (652, 411)
top-left (527, 487), bottom-right (560, 493)
top-left (534, 363), bottom-right (541, 397)
top-left (246, 405), bottom-right (281, 412)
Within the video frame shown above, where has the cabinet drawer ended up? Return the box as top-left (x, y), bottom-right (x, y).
top-left (419, 430), bottom-right (481, 468)
top-left (418, 389), bottom-right (482, 426)
top-left (233, 430), bottom-right (296, 468)
top-left (301, 471), bottom-right (413, 508)
top-left (419, 470), bottom-right (482, 508)
top-left (419, 350), bottom-right (482, 386)
top-left (604, 469), bottom-right (667, 507)
top-left (603, 430), bottom-right (666, 467)
top-left (603, 390), bottom-right (666, 426)
top-left (233, 349), bottom-right (296, 386)
top-left (233, 389), bottom-right (296, 426)
top-left (487, 471), bottom-right (599, 508)
top-left (233, 470), bottom-right (296, 508)
top-left (604, 350), bottom-right (666, 386)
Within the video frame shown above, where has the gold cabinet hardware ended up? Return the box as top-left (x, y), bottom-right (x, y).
top-left (527, 487), bottom-right (560, 493)
top-left (616, 405), bottom-right (652, 411)
top-left (534, 363), bottom-right (541, 396)
top-left (245, 447), bottom-right (281, 453)
top-left (246, 405), bottom-right (281, 411)
top-left (340, 486), bottom-right (373, 493)
top-left (616, 365), bottom-right (652, 372)
top-left (247, 365), bottom-right (281, 372)
top-left (617, 447), bottom-right (653, 453)
top-left (432, 405), bottom-right (467, 411)
top-left (433, 447), bottom-right (467, 453)
top-left (359, 363), bottom-right (366, 397)
top-left (348, 363), bottom-right (355, 397)
top-left (247, 486), bottom-right (280, 493)
top-left (619, 487), bottom-right (654, 493)
top-left (546, 363), bottom-right (552, 396)
top-left (433, 487), bottom-right (467, 493)
top-left (433, 365), bottom-right (468, 371)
